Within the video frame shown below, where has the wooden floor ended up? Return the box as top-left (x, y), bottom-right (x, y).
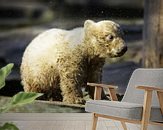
top-left (0, 113), bottom-right (140, 130)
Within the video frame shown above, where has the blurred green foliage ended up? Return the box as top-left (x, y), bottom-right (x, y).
top-left (0, 64), bottom-right (43, 130)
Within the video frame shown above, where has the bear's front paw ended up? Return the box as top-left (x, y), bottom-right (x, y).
top-left (75, 97), bottom-right (86, 104)
top-left (63, 97), bottom-right (85, 104)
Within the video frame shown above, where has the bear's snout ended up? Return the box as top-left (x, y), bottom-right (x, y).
top-left (117, 46), bottom-right (127, 56)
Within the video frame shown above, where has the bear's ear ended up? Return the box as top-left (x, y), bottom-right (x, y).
top-left (84, 20), bottom-right (95, 28)
top-left (84, 20), bottom-right (96, 36)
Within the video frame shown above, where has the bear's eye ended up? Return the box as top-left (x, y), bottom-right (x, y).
top-left (106, 34), bottom-right (114, 41)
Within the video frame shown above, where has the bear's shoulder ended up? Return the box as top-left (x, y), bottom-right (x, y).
top-left (30, 27), bottom-right (84, 48)
top-left (34, 28), bottom-right (68, 42)
top-left (64, 27), bottom-right (84, 48)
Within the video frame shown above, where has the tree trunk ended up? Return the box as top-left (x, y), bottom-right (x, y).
top-left (143, 0), bottom-right (163, 67)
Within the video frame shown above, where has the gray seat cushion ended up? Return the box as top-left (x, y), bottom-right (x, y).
top-left (85, 100), bottom-right (163, 122)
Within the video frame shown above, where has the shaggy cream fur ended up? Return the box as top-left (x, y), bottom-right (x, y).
top-left (20, 20), bottom-right (127, 104)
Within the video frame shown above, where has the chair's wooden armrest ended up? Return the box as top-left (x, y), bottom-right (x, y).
top-left (136, 86), bottom-right (163, 92)
top-left (87, 82), bottom-right (118, 101)
top-left (87, 83), bottom-right (118, 89)
top-left (137, 86), bottom-right (163, 123)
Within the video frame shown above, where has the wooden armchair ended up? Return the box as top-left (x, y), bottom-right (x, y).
top-left (85, 69), bottom-right (163, 130)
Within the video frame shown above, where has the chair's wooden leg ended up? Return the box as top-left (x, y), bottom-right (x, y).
top-left (94, 86), bottom-right (102, 100)
top-left (121, 121), bottom-right (127, 130)
top-left (109, 88), bottom-right (118, 101)
top-left (157, 91), bottom-right (163, 114)
top-left (141, 90), bottom-right (152, 130)
top-left (92, 113), bottom-right (98, 130)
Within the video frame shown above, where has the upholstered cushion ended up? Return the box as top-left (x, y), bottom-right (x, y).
top-left (85, 100), bottom-right (163, 122)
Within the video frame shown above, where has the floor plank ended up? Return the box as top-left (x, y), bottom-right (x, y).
top-left (0, 113), bottom-right (126, 130)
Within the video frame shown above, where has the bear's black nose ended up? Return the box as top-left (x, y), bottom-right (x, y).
top-left (121, 46), bottom-right (127, 53)
top-left (117, 46), bottom-right (127, 56)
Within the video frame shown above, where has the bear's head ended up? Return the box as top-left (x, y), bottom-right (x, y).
top-left (84, 20), bottom-right (127, 58)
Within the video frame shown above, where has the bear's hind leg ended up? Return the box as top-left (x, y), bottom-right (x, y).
top-left (23, 83), bottom-right (54, 100)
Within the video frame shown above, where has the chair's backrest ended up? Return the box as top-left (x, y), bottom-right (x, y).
top-left (122, 68), bottom-right (163, 107)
